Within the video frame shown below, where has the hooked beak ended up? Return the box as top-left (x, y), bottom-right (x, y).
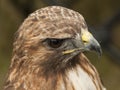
top-left (81, 29), bottom-right (102, 56)
top-left (62, 28), bottom-right (102, 56)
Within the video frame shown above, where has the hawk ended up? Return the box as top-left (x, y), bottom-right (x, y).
top-left (4, 6), bottom-right (106, 90)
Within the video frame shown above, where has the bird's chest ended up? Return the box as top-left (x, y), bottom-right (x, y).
top-left (13, 66), bottom-right (98, 90)
top-left (64, 66), bottom-right (97, 90)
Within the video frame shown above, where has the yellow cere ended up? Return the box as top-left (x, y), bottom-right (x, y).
top-left (81, 31), bottom-right (92, 43)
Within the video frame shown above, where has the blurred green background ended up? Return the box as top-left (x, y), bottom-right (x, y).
top-left (0, 0), bottom-right (120, 90)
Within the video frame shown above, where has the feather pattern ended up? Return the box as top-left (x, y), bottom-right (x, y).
top-left (4, 6), bottom-right (106, 90)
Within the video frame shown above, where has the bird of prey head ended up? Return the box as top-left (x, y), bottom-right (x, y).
top-left (4, 6), bottom-right (105, 90)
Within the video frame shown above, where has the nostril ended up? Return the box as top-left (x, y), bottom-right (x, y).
top-left (83, 40), bottom-right (88, 44)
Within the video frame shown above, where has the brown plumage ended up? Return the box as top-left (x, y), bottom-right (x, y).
top-left (4, 6), bottom-right (106, 90)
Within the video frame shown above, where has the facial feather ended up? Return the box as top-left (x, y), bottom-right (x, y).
top-left (4, 6), bottom-right (105, 90)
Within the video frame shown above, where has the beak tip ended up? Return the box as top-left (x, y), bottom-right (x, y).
top-left (98, 48), bottom-right (102, 56)
top-left (89, 43), bottom-right (102, 56)
top-left (95, 45), bottom-right (102, 56)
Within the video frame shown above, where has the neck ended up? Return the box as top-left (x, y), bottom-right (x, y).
top-left (4, 53), bottom-right (105, 90)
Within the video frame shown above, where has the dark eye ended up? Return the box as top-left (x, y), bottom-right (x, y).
top-left (46, 38), bottom-right (64, 48)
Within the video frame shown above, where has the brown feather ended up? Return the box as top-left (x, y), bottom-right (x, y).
top-left (4, 6), bottom-right (106, 90)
